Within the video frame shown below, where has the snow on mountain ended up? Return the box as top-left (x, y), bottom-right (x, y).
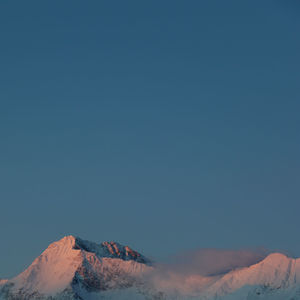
top-left (149, 253), bottom-right (300, 299)
top-left (0, 235), bottom-right (152, 299)
top-left (2, 236), bottom-right (300, 299)
top-left (204, 253), bottom-right (300, 298)
top-left (207, 253), bottom-right (299, 294)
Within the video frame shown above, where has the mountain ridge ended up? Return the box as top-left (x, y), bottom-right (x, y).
top-left (1, 236), bottom-right (300, 300)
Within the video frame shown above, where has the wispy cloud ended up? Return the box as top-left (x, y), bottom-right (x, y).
top-left (161, 247), bottom-right (270, 276)
top-left (144, 248), bottom-right (270, 296)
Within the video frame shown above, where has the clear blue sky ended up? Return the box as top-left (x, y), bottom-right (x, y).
top-left (0, 0), bottom-right (299, 278)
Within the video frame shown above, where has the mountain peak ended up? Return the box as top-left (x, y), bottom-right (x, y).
top-left (44, 235), bottom-right (79, 252)
top-left (5, 236), bottom-right (151, 298)
top-left (50, 235), bottom-right (151, 264)
top-left (257, 252), bottom-right (290, 267)
top-left (52, 235), bottom-right (77, 246)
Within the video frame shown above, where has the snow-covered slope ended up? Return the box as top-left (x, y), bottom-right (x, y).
top-left (150, 253), bottom-right (300, 299)
top-left (2, 236), bottom-right (300, 300)
top-left (208, 253), bottom-right (300, 295)
top-left (0, 236), bottom-right (152, 300)
top-left (205, 253), bottom-right (300, 299)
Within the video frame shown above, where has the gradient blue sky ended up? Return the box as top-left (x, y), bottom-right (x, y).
top-left (0, 0), bottom-right (299, 278)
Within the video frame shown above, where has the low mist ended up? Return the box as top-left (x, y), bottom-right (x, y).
top-left (144, 248), bottom-right (270, 295)
top-left (161, 248), bottom-right (270, 276)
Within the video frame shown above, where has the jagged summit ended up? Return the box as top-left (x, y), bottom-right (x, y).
top-left (50, 235), bottom-right (151, 264)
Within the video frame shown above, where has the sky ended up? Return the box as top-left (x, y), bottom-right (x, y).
top-left (0, 0), bottom-right (299, 278)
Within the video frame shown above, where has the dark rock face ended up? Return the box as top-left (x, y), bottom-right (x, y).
top-left (73, 237), bottom-right (151, 265)
top-left (100, 241), bottom-right (151, 265)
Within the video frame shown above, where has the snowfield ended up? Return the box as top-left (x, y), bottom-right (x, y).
top-left (1, 236), bottom-right (300, 299)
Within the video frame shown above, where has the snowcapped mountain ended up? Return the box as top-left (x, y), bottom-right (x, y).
top-left (1, 236), bottom-right (300, 299)
top-left (0, 236), bottom-right (152, 300)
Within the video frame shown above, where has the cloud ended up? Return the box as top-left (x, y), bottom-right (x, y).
top-left (162, 247), bottom-right (270, 276)
top-left (144, 248), bottom-right (270, 296)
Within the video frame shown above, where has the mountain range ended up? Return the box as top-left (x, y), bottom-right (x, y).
top-left (1, 236), bottom-right (300, 300)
